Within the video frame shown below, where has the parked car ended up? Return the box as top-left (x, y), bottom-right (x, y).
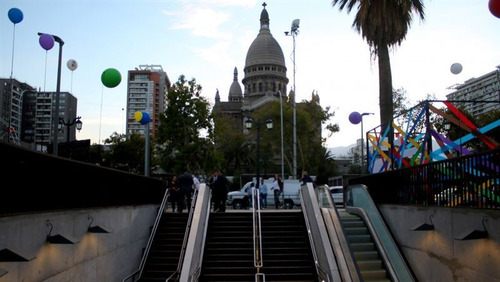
top-left (329, 186), bottom-right (344, 205)
top-left (226, 178), bottom-right (301, 209)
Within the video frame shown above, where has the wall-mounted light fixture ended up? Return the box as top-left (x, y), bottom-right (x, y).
top-left (0, 268), bottom-right (7, 278)
top-left (455, 217), bottom-right (488, 240)
top-left (0, 248), bottom-right (35, 262)
top-left (46, 220), bottom-right (78, 244)
top-left (411, 214), bottom-right (435, 231)
top-left (87, 215), bottom-right (110, 233)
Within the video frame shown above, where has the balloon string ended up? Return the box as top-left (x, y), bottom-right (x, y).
top-left (70, 71), bottom-right (73, 93)
top-left (43, 51), bottom-right (48, 92)
top-left (99, 85), bottom-right (104, 144)
top-left (10, 24), bottom-right (16, 78)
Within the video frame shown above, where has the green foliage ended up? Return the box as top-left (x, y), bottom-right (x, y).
top-left (156, 75), bottom-right (213, 174)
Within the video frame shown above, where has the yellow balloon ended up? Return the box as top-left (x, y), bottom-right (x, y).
top-left (134, 111), bottom-right (143, 122)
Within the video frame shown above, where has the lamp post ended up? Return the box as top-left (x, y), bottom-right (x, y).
top-left (278, 91), bottom-right (285, 181)
top-left (58, 116), bottom-right (82, 143)
top-left (285, 19), bottom-right (300, 179)
top-left (38, 32), bottom-right (64, 156)
top-left (349, 111), bottom-right (374, 173)
top-left (245, 117), bottom-right (273, 190)
top-left (360, 113), bottom-right (374, 172)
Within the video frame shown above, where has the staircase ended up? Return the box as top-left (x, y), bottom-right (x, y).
top-left (200, 212), bottom-right (255, 281)
top-left (199, 211), bottom-right (318, 282)
top-left (260, 212), bottom-right (318, 282)
top-left (138, 212), bottom-right (189, 282)
top-left (338, 209), bottom-right (390, 282)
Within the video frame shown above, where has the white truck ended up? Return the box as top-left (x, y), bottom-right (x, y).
top-left (226, 178), bottom-right (302, 209)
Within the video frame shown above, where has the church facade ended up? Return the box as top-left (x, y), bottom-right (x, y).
top-left (212, 3), bottom-right (289, 129)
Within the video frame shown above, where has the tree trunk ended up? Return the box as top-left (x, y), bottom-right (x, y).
top-left (377, 44), bottom-right (394, 167)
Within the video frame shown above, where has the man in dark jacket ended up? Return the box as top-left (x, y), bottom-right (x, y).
top-left (177, 171), bottom-right (194, 212)
top-left (213, 170), bottom-right (229, 212)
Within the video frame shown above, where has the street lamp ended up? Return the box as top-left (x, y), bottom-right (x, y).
top-left (349, 111), bottom-right (374, 173)
top-left (38, 32), bottom-right (64, 156)
top-left (58, 116), bottom-right (82, 143)
top-left (245, 117), bottom-right (273, 191)
top-left (285, 18), bottom-right (300, 179)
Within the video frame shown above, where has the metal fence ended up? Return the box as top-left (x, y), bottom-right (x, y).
top-left (350, 148), bottom-right (500, 209)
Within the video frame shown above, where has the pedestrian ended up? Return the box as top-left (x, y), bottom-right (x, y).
top-left (213, 170), bottom-right (229, 212)
top-left (168, 174), bottom-right (179, 212)
top-left (259, 178), bottom-right (268, 209)
top-left (178, 171), bottom-right (194, 212)
top-left (301, 170), bottom-right (314, 186)
top-left (247, 182), bottom-right (255, 209)
top-left (208, 171), bottom-right (219, 211)
top-left (193, 173), bottom-right (200, 192)
top-left (271, 174), bottom-right (283, 209)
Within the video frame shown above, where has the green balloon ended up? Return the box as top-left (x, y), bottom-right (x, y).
top-left (101, 68), bottom-right (121, 88)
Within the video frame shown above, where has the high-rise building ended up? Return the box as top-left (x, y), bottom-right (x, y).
top-left (126, 65), bottom-right (170, 140)
top-left (0, 78), bottom-right (35, 145)
top-left (446, 67), bottom-right (500, 118)
top-left (1, 77), bottom-right (79, 151)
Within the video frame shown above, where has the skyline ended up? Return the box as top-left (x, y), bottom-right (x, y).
top-left (1, 0), bottom-right (499, 150)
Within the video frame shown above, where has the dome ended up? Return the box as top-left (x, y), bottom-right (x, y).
top-left (245, 6), bottom-right (285, 68)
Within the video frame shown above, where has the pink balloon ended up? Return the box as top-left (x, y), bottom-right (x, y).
top-left (349, 111), bottom-right (362, 125)
top-left (39, 34), bottom-right (55, 51)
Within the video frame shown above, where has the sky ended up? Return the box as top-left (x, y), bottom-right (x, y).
top-left (1, 0), bottom-right (499, 152)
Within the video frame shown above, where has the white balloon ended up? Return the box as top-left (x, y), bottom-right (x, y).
top-left (450, 63), bottom-right (462, 75)
top-left (67, 59), bottom-right (78, 71)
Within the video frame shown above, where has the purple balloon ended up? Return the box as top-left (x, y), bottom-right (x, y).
top-left (39, 34), bottom-right (55, 51)
top-left (349, 111), bottom-right (362, 125)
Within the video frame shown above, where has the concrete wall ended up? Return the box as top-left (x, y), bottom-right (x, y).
top-left (0, 205), bottom-right (158, 282)
top-left (379, 205), bottom-right (500, 281)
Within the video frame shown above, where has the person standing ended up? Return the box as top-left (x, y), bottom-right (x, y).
top-left (271, 174), bottom-right (283, 209)
top-left (193, 173), bottom-right (200, 192)
top-left (207, 171), bottom-right (218, 211)
top-left (178, 171), bottom-right (194, 212)
top-left (259, 178), bottom-right (268, 209)
top-left (214, 170), bottom-right (229, 212)
top-left (168, 174), bottom-right (180, 212)
top-left (301, 171), bottom-right (314, 186)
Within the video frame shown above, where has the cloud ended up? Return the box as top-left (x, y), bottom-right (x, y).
top-left (162, 0), bottom-right (257, 39)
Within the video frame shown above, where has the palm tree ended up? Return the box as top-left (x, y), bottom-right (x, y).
top-left (331, 0), bottom-right (425, 135)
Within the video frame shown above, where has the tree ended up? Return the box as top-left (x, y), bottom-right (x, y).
top-left (156, 75), bottom-right (213, 174)
top-left (331, 0), bottom-right (425, 135)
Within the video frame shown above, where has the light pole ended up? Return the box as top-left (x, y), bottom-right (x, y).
top-left (38, 32), bottom-right (64, 156)
top-left (349, 111), bottom-right (374, 173)
top-left (360, 113), bottom-right (374, 172)
top-left (278, 91), bottom-right (285, 181)
top-left (245, 117), bottom-right (273, 190)
top-left (58, 116), bottom-right (82, 143)
top-left (285, 18), bottom-right (300, 179)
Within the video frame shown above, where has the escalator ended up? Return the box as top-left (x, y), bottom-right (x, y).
top-left (138, 212), bottom-right (189, 282)
top-left (338, 209), bottom-right (390, 281)
top-left (304, 183), bottom-right (415, 282)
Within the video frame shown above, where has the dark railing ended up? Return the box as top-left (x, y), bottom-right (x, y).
top-left (2, 141), bottom-right (165, 216)
top-left (350, 148), bottom-right (500, 209)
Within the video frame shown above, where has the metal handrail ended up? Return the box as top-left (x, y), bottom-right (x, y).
top-left (252, 187), bottom-right (265, 281)
top-left (166, 188), bottom-right (199, 281)
top-left (122, 189), bottom-right (170, 282)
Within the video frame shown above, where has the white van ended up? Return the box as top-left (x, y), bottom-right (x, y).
top-left (226, 178), bottom-right (302, 209)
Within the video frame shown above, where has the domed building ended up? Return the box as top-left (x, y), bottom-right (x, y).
top-left (213, 2), bottom-right (289, 128)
